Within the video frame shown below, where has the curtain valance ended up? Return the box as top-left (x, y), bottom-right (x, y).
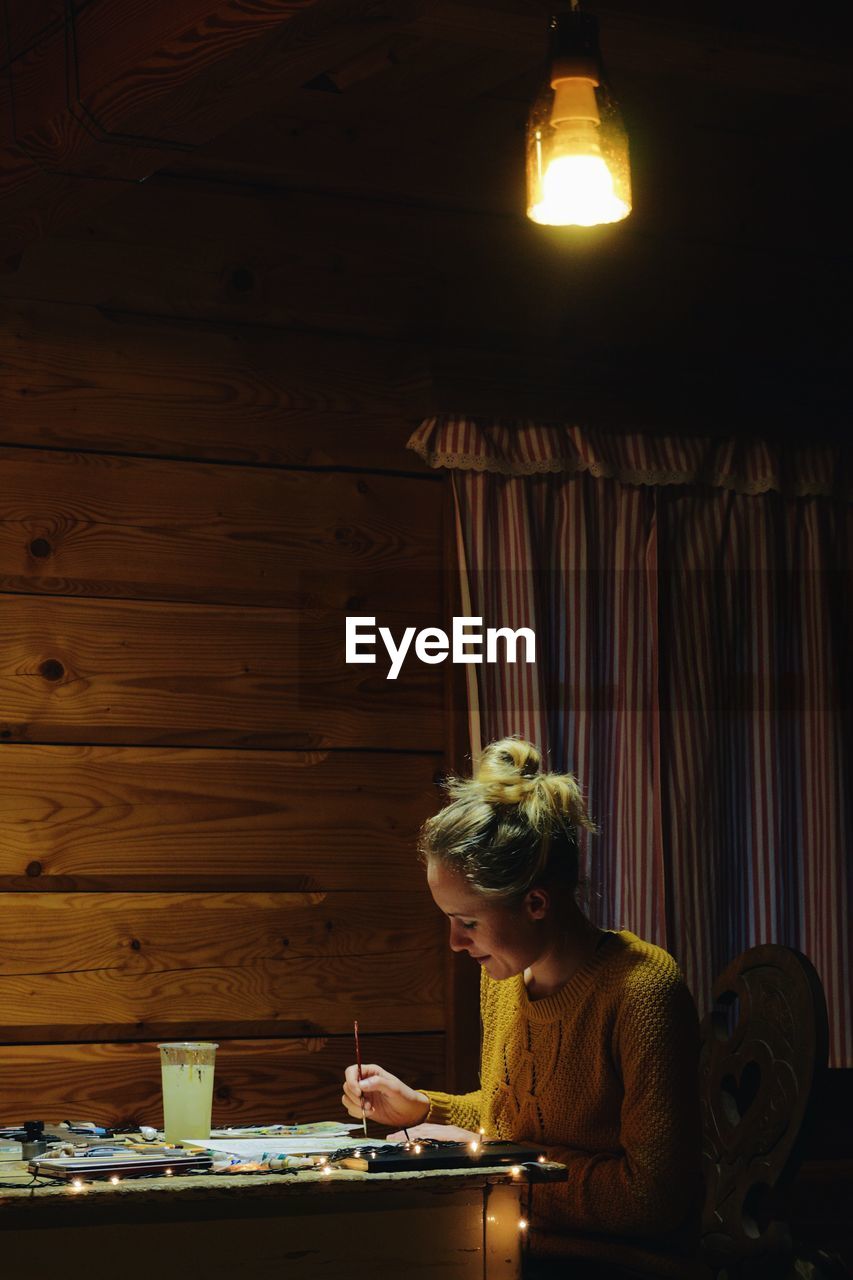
top-left (408, 417), bottom-right (849, 499)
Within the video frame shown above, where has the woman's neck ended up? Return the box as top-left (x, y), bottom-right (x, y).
top-left (524, 909), bottom-right (604, 1000)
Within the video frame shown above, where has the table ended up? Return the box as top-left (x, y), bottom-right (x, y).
top-left (0, 1157), bottom-right (566, 1279)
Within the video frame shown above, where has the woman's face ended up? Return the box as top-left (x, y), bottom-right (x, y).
top-left (426, 859), bottom-right (546, 981)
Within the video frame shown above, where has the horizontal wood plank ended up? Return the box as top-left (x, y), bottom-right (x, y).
top-left (0, 1034), bottom-right (445, 1127)
top-left (0, 302), bottom-right (428, 465)
top-left (0, 891), bottom-right (443, 975)
top-left (5, 174), bottom-right (828, 360)
top-left (0, 596), bottom-right (444, 749)
top-left (0, 946), bottom-right (444, 1042)
top-left (0, 746), bottom-right (440, 890)
top-left (0, 0), bottom-right (423, 255)
top-left (172, 73), bottom-right (852, 250)
top-left (0, 447), bottom-right (441, 607)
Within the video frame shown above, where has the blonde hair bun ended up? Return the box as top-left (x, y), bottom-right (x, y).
top-left (420, 737), bottom-right (596, 899)
top-left (475, 738), bottom-right (541, 798)
top-left (445, 736), bottom-right (596, 835)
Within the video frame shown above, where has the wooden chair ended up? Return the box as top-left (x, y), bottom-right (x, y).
top-left (698, 944), bottom-right (829, 1280)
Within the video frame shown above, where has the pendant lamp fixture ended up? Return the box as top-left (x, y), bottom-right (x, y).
top-left (526, 6), bottom-right (631, 227)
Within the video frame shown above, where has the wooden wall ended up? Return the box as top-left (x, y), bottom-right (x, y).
top-left (0, 222), bottom-right (470, 1125)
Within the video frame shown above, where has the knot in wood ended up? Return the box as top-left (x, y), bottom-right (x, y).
top-left (28, 537), bottom-right (52, 559)
top-left (39, 659), bottom-right (65, 682)
top-left (26, 861), bottom-right (42, 877)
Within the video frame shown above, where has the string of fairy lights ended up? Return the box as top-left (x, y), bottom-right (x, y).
top-left (5, 1131), bottom-right (548, 1241)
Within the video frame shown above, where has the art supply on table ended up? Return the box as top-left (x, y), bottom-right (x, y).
top-left (29, 1152), bottom-right (213, 1182)
top-left (195, 1137), bottom-right (397, 1159)
top-left (60, 1120), bottom-right (114, 1137)
top-left (157, 1041), bottom-right (218, 1144)
top-left (263, 1153), bottom-right (317, 1173)
top-left (336, 1140), bottom-right (546, 1174)
top-left (354, 1019), bottom-right (367, 1137)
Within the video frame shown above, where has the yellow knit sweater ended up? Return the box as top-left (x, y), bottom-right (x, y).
top-left (423, 930), bottom-right (702, 1271)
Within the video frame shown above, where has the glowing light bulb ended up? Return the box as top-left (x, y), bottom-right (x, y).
top-left (71, 1178), bottom-right (84, 1191)
top-left (322, 1165), bottom-right (332, 1176)
top-left (538, 1155), bottom-right (546, 1163)
top-left (165, 1168), bottom-right (173, 1176)
top-left (109, 1175), bottom-right (120, 1185)
top-left (525, 12), bottom-right (631, 228)
top-left (414, 1144), bottom-right (422, 1154)
top-left (510, 1165), bottom-right (521, 1177)
top-left (469, 1140), bottom-right (479, 1152)
top-left (519, 1218), bottom-right (528, 1232)
top-left (529, 121), bottom-right (629, 228)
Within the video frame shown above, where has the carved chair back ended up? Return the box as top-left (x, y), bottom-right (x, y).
top-left (698, 944), bottom-right (829, 1279)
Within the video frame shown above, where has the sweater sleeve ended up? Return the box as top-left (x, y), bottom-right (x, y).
top-left (537, 973), bottom-right (702, 1241)
top-left (419, 1087), bottom-right (483, 1132)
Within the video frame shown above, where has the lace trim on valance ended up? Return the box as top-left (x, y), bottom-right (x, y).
top-left (407, 418), bottom-right (850, 499)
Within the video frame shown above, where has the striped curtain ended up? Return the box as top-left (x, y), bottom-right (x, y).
top-left (409, 419), bottom-right (853, 1067)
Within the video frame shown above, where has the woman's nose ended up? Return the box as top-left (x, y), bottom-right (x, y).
top-left (448, 921), bottom-right (469, 951)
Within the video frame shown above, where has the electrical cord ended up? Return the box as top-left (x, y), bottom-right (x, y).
top-left (0, 1173), bottom-right (51, 1190)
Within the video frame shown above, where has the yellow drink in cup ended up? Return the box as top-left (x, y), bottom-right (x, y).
top-left (157, 1042), bottom-right (218, 1144)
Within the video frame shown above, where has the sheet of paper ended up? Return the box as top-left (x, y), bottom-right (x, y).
top-left (209, 1122), bottom-right (357, 1139)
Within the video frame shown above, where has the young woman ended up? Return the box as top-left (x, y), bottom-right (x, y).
top-left (343, 738), bottom-right (702, 1279)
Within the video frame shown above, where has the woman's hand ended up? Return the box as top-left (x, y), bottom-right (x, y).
top-left (385, 1122), bottom-right (480, 1143)
top-left (342, 1063), bottom-right (430, 1131)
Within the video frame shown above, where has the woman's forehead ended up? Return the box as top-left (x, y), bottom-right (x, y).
top-left (426, 860), bottom-right (489, 914)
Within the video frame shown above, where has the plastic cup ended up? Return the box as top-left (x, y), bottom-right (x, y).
top-left (157, 1041), bottom-right (218, 1144)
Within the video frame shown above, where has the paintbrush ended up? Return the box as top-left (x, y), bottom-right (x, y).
top-left (353, 1019), bottom-right (368, 1137)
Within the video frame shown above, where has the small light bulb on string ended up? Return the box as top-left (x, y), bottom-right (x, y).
top-left (71, 1178), bottom-right (84, 1192)
top-left (469, 1140), bottom-right (479, 1153)
top-left (510, 1165), bottom-right (521, 1177)
top-left (519, 1218), bottom-right (528, 1232)
top-left (414, 1144), bottom-right (422, 1154)
top-left (109, 1175), bottom-right (120, 1185)
top-left (538, 1154), bottom-right (546, 1163)
top-left (165, 1168), bottom-right (173, 1176)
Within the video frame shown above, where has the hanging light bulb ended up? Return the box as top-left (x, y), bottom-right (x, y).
top-left (527, 8), bottom-right (631, 227)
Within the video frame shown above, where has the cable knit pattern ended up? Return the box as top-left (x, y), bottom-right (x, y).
top-left (422, 931), bottom-right (702, 1272)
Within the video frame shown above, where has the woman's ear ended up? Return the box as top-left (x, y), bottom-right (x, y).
top-left (524, 887), bottom-right (549, 920)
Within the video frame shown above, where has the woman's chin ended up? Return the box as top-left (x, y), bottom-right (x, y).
top-left (473, 955), bottom-right (518, 981)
